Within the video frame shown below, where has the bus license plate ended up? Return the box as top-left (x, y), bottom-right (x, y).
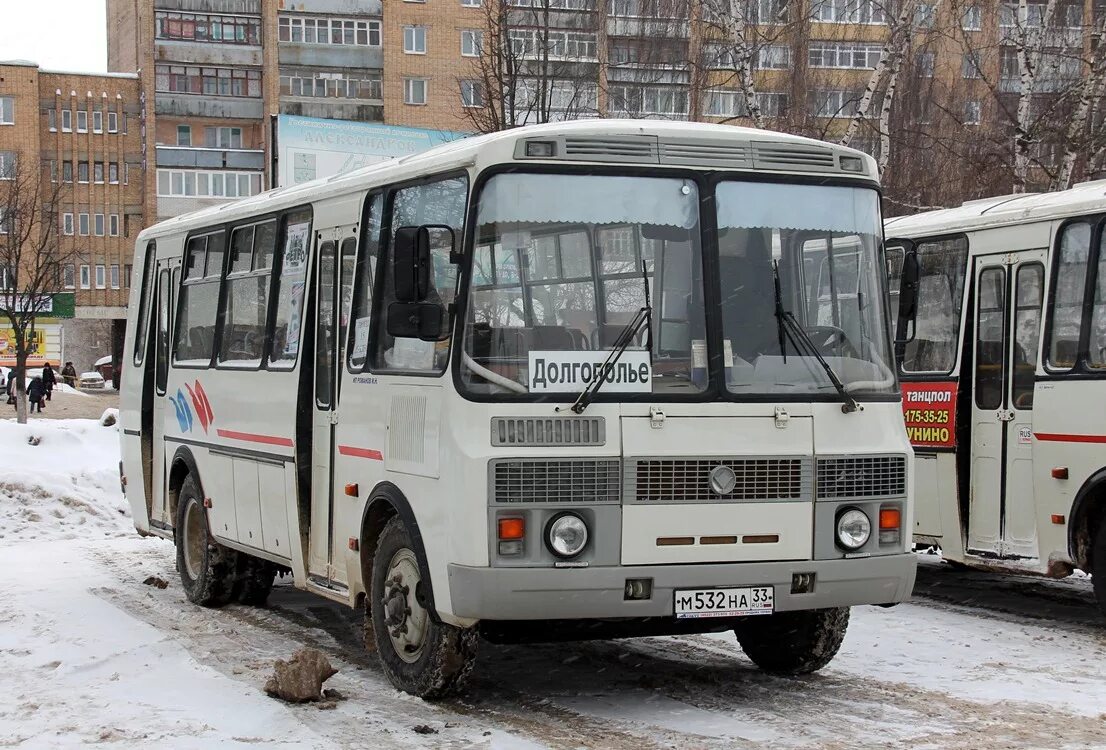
top-left (674, 586), bottom-right (774, 619)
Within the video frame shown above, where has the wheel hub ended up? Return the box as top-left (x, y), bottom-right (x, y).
top-left (381, 549), bottom-right (428, 664)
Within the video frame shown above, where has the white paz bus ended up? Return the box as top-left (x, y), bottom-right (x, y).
top-left (886, 180), bottom-right (1106, 615)
top-left (120, 120), bottom-right (916, 698)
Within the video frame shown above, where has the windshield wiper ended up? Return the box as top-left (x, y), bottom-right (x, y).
top-left (564, 260), bottom-right (652, 415)
top-left (771, 261), bottom-right (861, 414)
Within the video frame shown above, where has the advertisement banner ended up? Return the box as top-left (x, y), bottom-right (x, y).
top-left (275, 115), bottom-right (466, 187)
top-left (901, 381), bottom-right (958, 448)
top-left (0, 324), bottom-right (61, 367)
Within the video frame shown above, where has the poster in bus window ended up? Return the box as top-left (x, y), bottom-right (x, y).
top-left (901, 381), bottom-right (958, 448)
top-left (281, 222), bottom-right (310, 356)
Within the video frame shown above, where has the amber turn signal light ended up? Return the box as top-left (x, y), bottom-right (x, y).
top-left (1051, 467), bottom-right (1069, 479)
top-left (879, 507), bottom-right (901, 530)
top-left (497, 517), bottom-right (525, 541)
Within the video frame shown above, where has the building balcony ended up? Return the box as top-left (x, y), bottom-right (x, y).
top-left (278, 44), bottom-right (384, 70)
top-left (156, 145), bottom-right (265, 170)
top-left (155, 39), bottom-right (263, 67)
top-left (155, 93), bottom-right (264, 119)
top-left (155, 0), bottom-right (261, 13)
top-left (607, 63), bottom-right (690, 85)
top-left (278, 99), bottom-right (384, 123)
top-left (607, 17), bottom-right (689, 38)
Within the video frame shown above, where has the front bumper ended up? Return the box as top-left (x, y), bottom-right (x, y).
top-left (447, 553), bottom-right (917, 620)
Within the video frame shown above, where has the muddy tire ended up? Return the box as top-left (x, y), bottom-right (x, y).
top-left (1092, 519), bottom-right (1106, 619)
top-left (734, 607), bottom-right (849, 675)
top-left (175, 475), bottom-right (237, 607)
top-left (234, 555), bottom-right (276, 607)
top-left (367, 516), bottom-right (477, 699)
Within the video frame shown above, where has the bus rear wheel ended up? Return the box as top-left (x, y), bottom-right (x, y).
top-left (367, 516), bottom-right (477, 699)
top-left (175, 475), bottom-right (237, 607)
top-left (734, 607), bottom-right (849, 675)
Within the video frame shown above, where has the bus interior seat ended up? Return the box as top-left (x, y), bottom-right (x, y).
top-left (531, 325), bottom-right (579, 351)
top-left (1051, 338), bottom-right (1078, 367)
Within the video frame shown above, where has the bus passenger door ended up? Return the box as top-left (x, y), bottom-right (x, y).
top-left (308, 237), bottom-right (339, 582)
top-left (968, 251), bottom-right (1045, 559)
top-left (150, 259), bottom-right (178, 526)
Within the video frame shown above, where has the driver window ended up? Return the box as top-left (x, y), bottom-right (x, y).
top-left (371, 175), bottom-right (468, 373)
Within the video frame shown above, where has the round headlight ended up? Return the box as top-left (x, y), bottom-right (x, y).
top-left (836, 508), bottom-right (871, 550)
top-left (546, 513), bottom-right (588, 558)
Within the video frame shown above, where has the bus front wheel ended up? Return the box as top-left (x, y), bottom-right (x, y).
top-left (733, 607), bottom-right (849, 675)
top-left (366, 516), bottom-right (477, 699)
top-left (1092, 519), bottom-right (1106, 619)
top-left (175, 475), bottom-right (237, 607)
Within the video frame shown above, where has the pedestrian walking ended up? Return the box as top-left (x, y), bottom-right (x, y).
top-left (61, 361), bottom-right (77, 388)
top-left (27, 376), bottom-right (46, 413)
top-left (42, 363), bottom-right (57, 401)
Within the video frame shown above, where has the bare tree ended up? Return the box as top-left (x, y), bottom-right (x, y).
top-left (460, 0), bottom-right (601, 133)
top-left (0, 154), bottom-right (70, 424)
top-left (1055, 12), bottom-right (1106, 188)
top-left (1009, 0), bottom-right (1061, 190)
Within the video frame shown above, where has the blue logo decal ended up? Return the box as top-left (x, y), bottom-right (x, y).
top-left (169, 387), bottom-right (194, 433)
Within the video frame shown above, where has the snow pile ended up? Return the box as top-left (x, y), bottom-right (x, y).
top-left (0, 418), bottom-right (130, 542)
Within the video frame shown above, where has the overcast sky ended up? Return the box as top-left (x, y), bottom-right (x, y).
top-left (0, 1), bottom-right (108, 73)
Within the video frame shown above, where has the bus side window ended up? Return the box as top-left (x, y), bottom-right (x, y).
top-left (269, 209), bottom-right (313, 367)
top-left (133, 241), bottom-right (156, 366)
top-left (1012, 263), bottom-right (1043, 408)
top-left (219, 220), bottom-right (276, 365)
top-left (1047, 221), bottom-right (1090, 370)
top-left (349, 194), bottom-right (382, 372)
top-left (902, 237), bottom-right (967, 374)
top-left (975, 267), bottom-right (1005, 410)
top-left (155, 268), bottom-right (171, 395)
top-left (338, 237), bottom-right (357, 373)
top-left (372, 175), bottom-right (468, 373)
top-left (174, 232), bottom-right (223, 365)
top-left (1088, 230), bottom-right (1106, 369)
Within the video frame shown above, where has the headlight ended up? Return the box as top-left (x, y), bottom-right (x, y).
top-left (546, 513), bottom-right (588, 558)
top-left (836, 508), bottom-right (871, 550)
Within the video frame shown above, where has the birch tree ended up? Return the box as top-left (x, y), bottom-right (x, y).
top-left (1010, 0), bottom-right (1060, 191)
top-left (1054, 13), bottom-right (1106, 189)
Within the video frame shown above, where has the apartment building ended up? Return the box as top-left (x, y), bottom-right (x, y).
top-left (0, 60), bottom-right (146, 371)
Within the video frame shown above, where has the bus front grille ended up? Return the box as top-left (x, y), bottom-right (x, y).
top-left (816, 455), bottom-right (907, 499)
top-left (490, 416), bottom-right (605, 447)
top-left (490, 458), bottom-right (621, 504)
top-left (625, 457), bottom-right (812, 503)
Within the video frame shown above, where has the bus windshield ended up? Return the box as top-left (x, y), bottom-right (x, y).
top-left (460, 172), bottom-right (707, 396)
top-left (458, 173), bottom-right (895, 398)
top-left (717, 181), bottom-right (896, 397)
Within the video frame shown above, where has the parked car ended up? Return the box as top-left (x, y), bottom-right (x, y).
top-left (79, 371), bottom-right (105, 390)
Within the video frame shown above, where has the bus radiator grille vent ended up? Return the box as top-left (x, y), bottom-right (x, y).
top-left (490, 459), bottom-right (621, 504)
top-left (625, 457), bottom-right (812, 503)
top-left (562, 137), bottom-right (659, 162)
top-left (388, 395), bottom-right (427, 464)
top-left (816, 455), bottom-right (907, 500)
top-left (490, 417), bottom-right (605, 447)
top-left (752, 141), bottom-right (837, 172)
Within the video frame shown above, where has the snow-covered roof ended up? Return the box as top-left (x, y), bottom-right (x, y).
top-left (885, 179), bottom-right (1106, 239)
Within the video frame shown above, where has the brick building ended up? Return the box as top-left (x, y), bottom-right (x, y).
top-left (0, 60), bottom-right (146, 373)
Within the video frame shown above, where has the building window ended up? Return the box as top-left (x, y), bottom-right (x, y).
top-left (705, 90), bottom-right (789, 117)
top-left (962, 52), bottom-right (982, 78)
top-left (461, 29), bottom-right (483, 57)
top-left (124, 264), bottom-right (132, 287)
top-left (78, 162), bottom-right (89, 183)
top-left (110, 264), bottom-right (120, 289)
top-left (755, 45), bottom-right (791, 69)
top-left (813, 0), bottom-right (885, 24)
top-left (206, 126), bottom-right (242, 149)
top-left (508, 29), bottom-right (598, 60)
top-left (154, 64), bottom-right (262, 98)
top-left (964, 99), bottom-right (982, 125)
top-left (278, 15), bottom-right (381, 46)
top-left (156, 168), bottom-right (263, 198)
top-left (462, 0), bottom-right (482, 6)
top-left (914, 3), bottom-right (935, 27)
top-left (0, 151), bottom-right (14, 180)
top-left (77, 110), bottom-right (88, 132)
top-left (809, 89), bottom-right (864, 118)
top-left (404, 78), bottom-right (428, 105)
top-left (461, 80), bottom-right (484, 107)
top-left (48, 109), bottom-right (57, 131)
top-left (95, 264), bottom-right (107, 289)
top-left (62, 161), bottom-right (73, 182)
top-left (94, 162), bottom-right (105, 184)
top-left (63, 213), bottom-right (74, 235)
top-left (80, 264), bottom-right (91, 289)
top-left (0, 211), bottom-right (7, 235)
top-left (280, 69), bottom-right (383, 100)
top-left (95, 214), bottom-right (105, 237)
top-left (404, 26), bottom-right (427, 54)
top-left (93, 111), bottom-right (103, 133)
top-left (61, 109), bottom-right (72, 132)
top-left (808, 42), bottom-right (883, 69)
top-left (0, 96), bottom-right (13, 125)
top-left (177, 125), bottom-right (192, 146)
top-left (79, 213), bottom-right (90, 236)
top-left (511, 78), bottom-right (599, 121)
top-left (916, 51), bottom-right (935, 77)
top-left (108, 112), bottom-right (119, 133)
top-left (109, 163), bottom-right (119, 184)
top-left (961, 4), bottom-right (982, 29)
top-left (63, 265), bottom-right (75, 290)
top-left (155, 11), bottom-right (262, 45)
top-left (109, 214), bottom-right (120, 236)
top-left (609, 84), bottom-right (689, 117)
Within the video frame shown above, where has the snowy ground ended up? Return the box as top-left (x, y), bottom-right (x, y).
top-left (2, 419), bottom-right (1105, 749)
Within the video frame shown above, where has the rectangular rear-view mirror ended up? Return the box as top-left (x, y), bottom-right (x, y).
top-left (386, 301), bottom-right (446, 341)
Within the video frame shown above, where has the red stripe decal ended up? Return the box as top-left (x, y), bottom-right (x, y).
top-left (1035, 432), bottom-right (1106, 444)
top-left (339, 445), bottom-right (384, 461)
top-left (216, 429), bottom-right (294, 447)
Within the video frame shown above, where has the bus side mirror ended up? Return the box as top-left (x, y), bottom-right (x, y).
top-left (393, 226), bottom-right (432, 303)
top-left (386, 301), bottom-right (445, 341)
top-left (894, 249), bottom-right (919, 345)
